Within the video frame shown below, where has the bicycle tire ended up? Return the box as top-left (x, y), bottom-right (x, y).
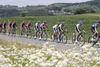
top-left (42, 32), bottom-right (47, 41)
top-left (62, 34), bottom-right (68, 44)
top-left (78, 35), bottom-right (85, 46)
top-left (72, 35), bottom-right (76, 44)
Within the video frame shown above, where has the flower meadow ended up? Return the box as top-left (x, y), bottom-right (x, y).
top-left (0, 42), bottom-right (100, 67)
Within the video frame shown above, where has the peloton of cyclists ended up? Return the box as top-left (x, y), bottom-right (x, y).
top-left (91, 20), bottom-right (100, 40)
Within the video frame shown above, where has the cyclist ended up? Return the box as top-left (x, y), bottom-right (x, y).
top-left (39, 21), bottom-right (48, 39)
top-left (11, 21), bottom-right (17, 34)
top-left (91, 20), bottom-right (100, 40)
top-left (25, 21), bottom-right (32, 36)
top-left (57, 21), bottom-right (68, 42)
top-left (8, 22), bottom-right (12, 34)
top-left (52, 22), bottom-right (59, 37)
top-left (3, 21), bottom-right (7, 33)
top-left (74, 21), bottom-right (85, 42)
top-left (34, 21), bottom-right (40, 38)
top-left (0, 22), bottom-right (3, 32)
top-left (20, 21), bottom-right (25, 35)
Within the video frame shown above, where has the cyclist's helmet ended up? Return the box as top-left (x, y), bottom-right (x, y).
top-left (97, 20), bottom-right (100, 23)
top-left (43, 21), bottom-right (46, 23)
top-left (61, 21), bottom-right (64, 24)
top-left (57, 22), bottom-right (59, 24)
top-left (79, 21), bottom-right (82, 24)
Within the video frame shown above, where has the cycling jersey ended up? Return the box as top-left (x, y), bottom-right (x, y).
top-left (58, 24), bottom-right (65, 32)
top-left (12, 23), bottom-right (16, 28)
top-left (75, 24), bottom-right (83, 33)
top-left (9, 23), bottom-right (12, 28)
top-left (3, 23), bottom-right (7, 28)
top-left (20, 23), bottom-right (25, 28)
top-left (91, 23), bottom-right (100, 33)
top-left (26, 23), bottom-right (31, 30)
top-left (91, 23), bottom-right (100, 29)
top-left (0, 23), bottom-right (3, 28)
top-left (53, 24), bottom-right (58, 31)
top-left (40, 23), bottom-right (47, 27)
top-left (34, 23), bottom-right (40, 30)
top-left (40, 23), bottom-right (47, 31)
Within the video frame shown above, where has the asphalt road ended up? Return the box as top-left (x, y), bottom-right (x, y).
top-left (0, 33), bottom-right (100, 53)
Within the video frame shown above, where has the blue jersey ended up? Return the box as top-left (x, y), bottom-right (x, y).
top-left (92, 23), bottom-right (100, 29)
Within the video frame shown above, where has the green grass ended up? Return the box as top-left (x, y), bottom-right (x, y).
top-left (0, 14), bottom-right (100, 41)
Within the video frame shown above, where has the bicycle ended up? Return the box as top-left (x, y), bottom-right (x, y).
top-left (8, 28), bottom-right (12, 36)
top-left (12, 28), bottom-right (16, 37)
top-left (26, 29), bottom-right (32, 38)
top-left (39, 30), bottom-right (47, 41)
top-left (89, 34), bottom-right (100, 47)
top-left (50, 32), bottom-right (58, 42)
top-left (59, 32), bottom-right (68, 44)
top-left (19, 28), bottom-right (25, 37)
top-left (72, 32), bottom-right (86, 46)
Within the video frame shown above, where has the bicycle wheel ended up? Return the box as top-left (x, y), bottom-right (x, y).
top-left (62, 34), bottom-right (68, 44)
top-left (88, 36), bottom-right (93, 43)
top-left (50, 33), bottom-right (55, 42)
top-left (91, 39), bottom-right (99, 47)
top-left (72, 35), bottom-right (76, 44)
top-left (78, 35), bottom-right (85, 46)
top-left (42, 32), bottom-right (47, 41)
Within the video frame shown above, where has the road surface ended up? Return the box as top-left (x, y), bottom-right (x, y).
top-left (0, 33), bottom-right (100, 53)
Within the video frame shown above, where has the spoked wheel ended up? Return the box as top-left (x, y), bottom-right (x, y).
top-left (72, 35), bottom-right (76, 44)
top-left (50, 34), bottom-right (55, 42)
top-left (88, 36), bottom-right (94, 43)
top-left (42, 32), bottom-right (47, 41)
top-left (78, 35), bottom-right (85, 46)
top-left (62, 34), bottom-right (68, 44)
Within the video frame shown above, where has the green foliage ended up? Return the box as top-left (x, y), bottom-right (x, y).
top-left (90, 9), bottom-right (96, 13)
top-left (74, 9), bottom-right (86, 14)
top-left (0, 9), bottom-right (20, 17)
top-left (26, 10), bottom-right (53, 16)
top-left (21, 13), bottom-right (26, 17)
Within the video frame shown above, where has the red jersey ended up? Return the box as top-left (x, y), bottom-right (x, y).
top-left (40, 23), bottom-right (47, 27)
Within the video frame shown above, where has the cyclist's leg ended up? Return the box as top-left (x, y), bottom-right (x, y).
top-left (34, 26), bottom-right (37, 37)
top-left (53, 28), bottom-right (56, 36)
top-left (57, 28), bottom-right (61, 42)
top-left (75, 29), bottom-right (79, 42)
top-left (25, 26), bottom-right (28, 35)
top-left (91, 29), bottom-right (96, 39)
top-left (39, 27), bottom-right (42, 39)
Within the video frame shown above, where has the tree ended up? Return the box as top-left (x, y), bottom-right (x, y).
top-left (90, 9), bottom-right (96, 13)
top-left (21, 13), bottom-right (26, 17)
top-left (74, 9), bottom-right (86, 14)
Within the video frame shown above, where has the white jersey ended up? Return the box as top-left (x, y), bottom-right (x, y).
top-left (53, 24), bottom-right (58, 28)
top-left (34, 23), bottom-right (40, 27)
top-left (58, 24), bottom-right (65, 28)
top-left (76, 24), bottom-right (82, 29)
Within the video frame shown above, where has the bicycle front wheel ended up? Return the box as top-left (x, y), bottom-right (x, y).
top-left (78, 35), bottom-right (85, 46)
top-left (42, 32), bottom-right (47, 41)
top-left (62, 34), bottom-right (68, 44)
